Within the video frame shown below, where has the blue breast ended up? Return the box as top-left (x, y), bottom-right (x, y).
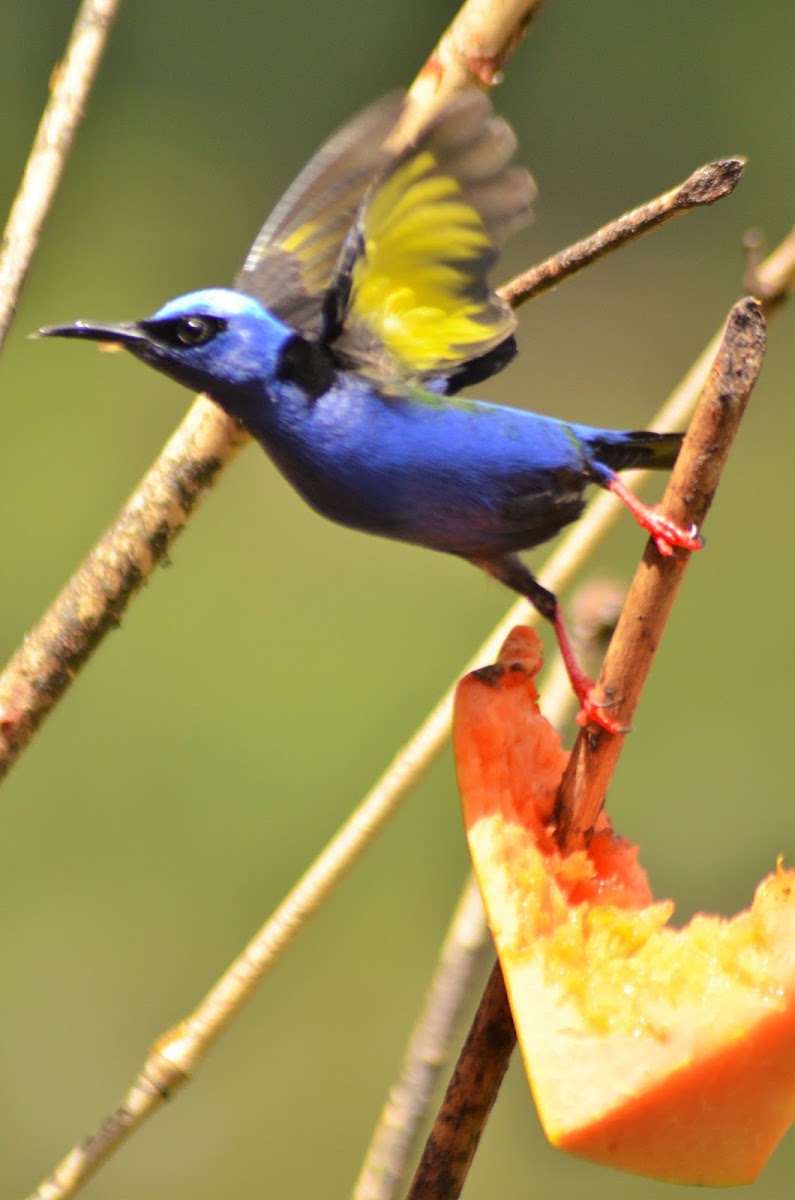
top-left (242, 376), bottom-right (593, 558)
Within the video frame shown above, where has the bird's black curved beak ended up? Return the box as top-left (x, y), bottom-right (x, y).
top-left (35, 320), bottom-right (149, 347)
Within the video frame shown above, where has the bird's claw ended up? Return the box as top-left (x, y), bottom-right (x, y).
top-left (573, 684), bottom-right (631, 735)
top-left (642, 508), bottom-right (703, 557)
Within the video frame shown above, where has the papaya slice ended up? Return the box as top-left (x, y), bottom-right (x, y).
top-left (454, 626), bottom-right (795, 1185)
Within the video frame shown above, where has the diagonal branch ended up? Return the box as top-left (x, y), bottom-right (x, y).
top-left (501, 157), bottom-right (744, 307)
top-left (406, 957), bottom-right (514, 1200)
top-left (351, 874), bottom-right (490, 1200)
top-left (405, 297), bottom-right (767, 1200)
top-left (402, 0), bottom-right (546, 133)
top-left (554, 297), bottom-right (767, 843)
top-left (0, 0), bottom-right (122, 350)
top-left (0, 397), bottom-right (251, 771)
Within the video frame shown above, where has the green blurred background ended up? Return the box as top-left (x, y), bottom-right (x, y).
top-left (1, 1), bottom-right (792, 1196)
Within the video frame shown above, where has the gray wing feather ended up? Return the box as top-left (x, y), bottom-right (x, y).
top-left (235, 93), bottom-right (404, 336)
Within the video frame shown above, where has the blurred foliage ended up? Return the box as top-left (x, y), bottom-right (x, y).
top-left (1, 1), bottom-right (792, 1197)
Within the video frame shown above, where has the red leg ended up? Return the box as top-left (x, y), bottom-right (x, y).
top-left (607, 474), bottom-right (702, 557)
top-left (551, 606), bottom-right (627, 733)
top-left (472, 554), bottom-right (626, 733)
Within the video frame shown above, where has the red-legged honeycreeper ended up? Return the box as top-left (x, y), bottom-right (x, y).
top-left (40, 90), bottom-right (701, 730)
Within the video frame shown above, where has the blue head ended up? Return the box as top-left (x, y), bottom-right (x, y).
top-left (39, 288), bottom-right (335, 423)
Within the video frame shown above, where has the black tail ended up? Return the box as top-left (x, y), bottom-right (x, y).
top-left (586, 430), bottom-right (683, 474)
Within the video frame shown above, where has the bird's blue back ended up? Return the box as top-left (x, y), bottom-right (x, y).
top-left (142, 289), bottom-right (622, 559)
top-left (40, 89), bottom-right (683, 578)
top-left (39, 89), bottom-right (691, 728)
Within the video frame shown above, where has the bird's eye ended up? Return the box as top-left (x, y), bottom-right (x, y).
top-left (139, 314), bottom-right (228, 349)
top-left (175, 316), bottom-right (221, 346)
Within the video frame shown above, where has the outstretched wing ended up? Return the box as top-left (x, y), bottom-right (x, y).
top-left (235, 93), bottom-right (405, 338)
top-left (326, 89), bottom-right (535, 384)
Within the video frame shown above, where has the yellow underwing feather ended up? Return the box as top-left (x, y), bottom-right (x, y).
top-left (331, 90), bottom-right (536, 382)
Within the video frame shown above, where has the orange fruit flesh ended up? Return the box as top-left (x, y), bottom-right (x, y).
top-left (454, 627), bottom-right (795, 1185)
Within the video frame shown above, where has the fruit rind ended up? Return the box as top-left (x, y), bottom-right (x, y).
top-left (454, 628), bottom-right (795, 1185)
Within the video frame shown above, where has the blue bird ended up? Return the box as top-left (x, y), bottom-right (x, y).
top-left (40, 89), bottom-right (700, 729)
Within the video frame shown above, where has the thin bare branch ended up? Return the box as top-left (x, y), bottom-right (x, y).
top-left (352, 875), bottom-right (490, 1200)
top-left (555, 297), bottom-right (766, 843)
top-left (0, 398), bottom-right (251, 774)
top-left (745, 226), bottom-right (795, 305)
top-left (406, 961), bottom-right (515, 1200)
top-left (501, 158), bottom-right (745, 308)
top-left (0, 0), bottom-right (122, 350)
top-left (407, 0), bottom-right (546, 123)
top-left (406, 297), bottom-right (767, 1200)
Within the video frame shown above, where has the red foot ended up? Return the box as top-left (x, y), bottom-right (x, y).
top-left (574, 687), bottom-right (628, 734)
top-left (552, 609), bottom-right (626, 734)
top-left (608, 476), bottom-right (703, 557)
